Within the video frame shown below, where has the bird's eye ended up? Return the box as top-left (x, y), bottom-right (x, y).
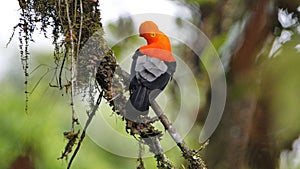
top-left (150, 33), bottom-right (156, 37)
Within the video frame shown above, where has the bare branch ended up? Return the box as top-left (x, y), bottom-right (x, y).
top-left (65, 0), bottom-right (77, 133)
top-left (152, 101), bottom-right (190, 152)
top-left (151, 101), bottom-right (206, 169)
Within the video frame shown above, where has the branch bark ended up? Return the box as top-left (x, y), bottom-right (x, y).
top-left (151, 101), bottom-right (191, 153)
top-left (152, 101), bottom-right (207, 169)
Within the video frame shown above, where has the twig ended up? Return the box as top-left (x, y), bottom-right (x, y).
top-left (67, 90), bottom-right (104, 169)
top-left (83, 90), bottom-right (104, 130)
top-left (65, 0), bottom-right (77, 133)
top-left (6, 23), bottom-right (20, 48)
top-left (73, 0), bottom-right (78, 23)
top-left (76, 0), bottom-right (83, 63)
top-left (59, 49), bottom-right (68, 89)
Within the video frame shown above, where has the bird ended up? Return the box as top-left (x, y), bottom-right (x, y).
top-left (125, 21), bottom-right (176, 119)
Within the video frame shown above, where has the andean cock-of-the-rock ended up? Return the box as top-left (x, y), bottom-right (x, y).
top-left (125, 21), bottom-right (176, 118)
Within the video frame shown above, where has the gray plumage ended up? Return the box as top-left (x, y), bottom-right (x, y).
top-left (135, 55), bottom-right (168, 82)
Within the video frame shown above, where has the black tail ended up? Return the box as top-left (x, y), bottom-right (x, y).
top-left (131, 85), bottom-right (150, 111)
top-left (125, 85), bottom-right (150, 118)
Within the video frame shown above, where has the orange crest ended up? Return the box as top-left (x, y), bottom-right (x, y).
top-left (138, 21), bottom-right (175, 62)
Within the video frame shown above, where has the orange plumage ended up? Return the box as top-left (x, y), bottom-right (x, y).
top-left (138, 21), bottom-right (175, 62)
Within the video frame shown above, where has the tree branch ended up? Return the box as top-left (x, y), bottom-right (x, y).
top-left (142, 136), bottom-right (174, 168)
top-left (151, 101), bottom-right (191, 153)
top-left (151, 101), bottom-right (207, 169)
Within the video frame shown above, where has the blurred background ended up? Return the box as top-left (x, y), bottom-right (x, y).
top-left (1, 0), bottom-right (300, 169)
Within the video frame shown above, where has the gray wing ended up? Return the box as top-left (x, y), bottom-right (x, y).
top-left (135, 55), bottom-right (168, 82)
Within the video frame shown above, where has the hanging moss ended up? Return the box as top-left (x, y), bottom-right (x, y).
top-left (9, 0), bottom-right (113, 165)
top-left (9, 0), bottom-right (105, 112)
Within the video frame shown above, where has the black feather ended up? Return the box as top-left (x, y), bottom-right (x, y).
top-left (125, 50), bottom-right (176, 118)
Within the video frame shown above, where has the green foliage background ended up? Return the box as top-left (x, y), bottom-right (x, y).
top-left (0, 53), bottom-right (135, 169)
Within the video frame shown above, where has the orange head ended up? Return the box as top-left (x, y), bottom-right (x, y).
top-left (138, 21), bottom-right (175, 62)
